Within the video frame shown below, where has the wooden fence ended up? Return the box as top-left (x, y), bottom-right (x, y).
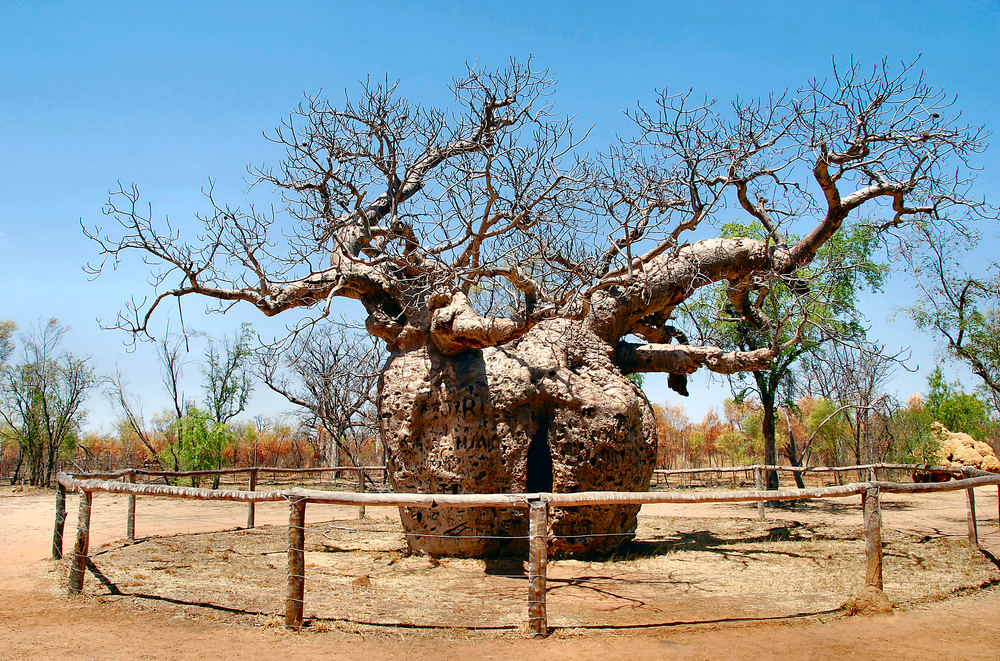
top-left (53, 463), bottom-right (1000, 638)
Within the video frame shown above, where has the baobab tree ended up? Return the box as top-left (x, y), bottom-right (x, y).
top-left (86, 59), bottom-right (993, 555)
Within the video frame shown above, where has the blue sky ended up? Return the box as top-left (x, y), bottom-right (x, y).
top-left (2, 0), bottom-right (998, 432)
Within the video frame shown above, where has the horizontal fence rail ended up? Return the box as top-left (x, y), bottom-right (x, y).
top-left (653, 462), bottom-right (974, 476)
top-left (74, 465), bottom-right (388, 480)
top-left (53, 463), bottom-right (1000, 638)
top-left (75, 464), bottom-right (392, 527)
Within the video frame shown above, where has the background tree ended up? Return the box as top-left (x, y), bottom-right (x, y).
top-left (923, 366), bottom-right (994, 438)
top-left (882, 393), bottom-right (939, 465)
top-left (108, 371), bottom-right (168, 473)
top-left (0, 321), bottom-right (14, 363)
top-left (202, 323), bottom-right (255, 425)
top-left (802, 341), bottom-right (904, 468)
top-left (907, 232), bottom-right (1000, 413)
top-left (0, 320), bottom-right (97, 486)
top-left (156, 334), bottom-right (189, 474)
top-left (786, 395), bottom-right (854, 469)
top-left (173, 406), bottom-right (236, 487)
top-left (0, 321), bottom-right (15, 472)
top-left (109, 333), bottom-right (188, 478)
top-left (87, 60), bottom-right (994, 555)
top-left (259, 320), bottom-right (381, 472)
top-left (110, 327), bottom-right (256, 485)
top-left (682, 222), bottom-right (886, 488)
top-left (201, 323), bottom-right (255, 487)
top-left (651, 403), bottom-right (691, 470)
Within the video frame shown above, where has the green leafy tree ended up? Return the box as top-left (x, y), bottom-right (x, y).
top-left (0, 321), bottom-right (14, 363)
top-left (798, 396), bottom-right (852, 466)
top-left (114, 326), bottom-right (255, 485)
top-left (200, 323), bottom-right (255, 487)
top-left (883, 394), bottom-right (938, 464)
top-left (716, 427), bottom-right (754, 468)
top-left (203, 323), bottom-right (255, 425)
top-left (924, 366), bottom-right (992, 438)
top-left (684, 222), bottom-right (885, 488)
top-left (166, 406), bottom-right (236, 487)
top-left (723, 399), bottom-right (768, 462)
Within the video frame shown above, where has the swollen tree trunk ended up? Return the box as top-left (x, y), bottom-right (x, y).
top-left (380, 319), bottom-right (656, 556)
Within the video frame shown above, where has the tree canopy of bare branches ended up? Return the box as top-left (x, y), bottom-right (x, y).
top-left (88, 59), bottom-right (991, 379)
top-left (258, 320), bottom-right (381, 468)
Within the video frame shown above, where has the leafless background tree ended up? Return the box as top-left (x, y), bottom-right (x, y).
top-left (802, 341), bottom-right (907, 465)
top-left (258, 320), bottom-right (381, 471)
top-left (906, 230), bottom-right (1000, 413)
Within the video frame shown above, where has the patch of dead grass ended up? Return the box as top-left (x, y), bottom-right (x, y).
top-left (72, 499), bottom-right (1000, 637)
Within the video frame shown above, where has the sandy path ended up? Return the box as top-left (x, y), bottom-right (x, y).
top-left (2, 486), bottom-right (1000, 660)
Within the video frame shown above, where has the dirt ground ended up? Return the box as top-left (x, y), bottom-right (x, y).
top-left (4, 484), bottom-right (1000, 659)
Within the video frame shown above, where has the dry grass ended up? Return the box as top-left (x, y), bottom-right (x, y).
top-left (73, 495), bottom-right (1000, 638)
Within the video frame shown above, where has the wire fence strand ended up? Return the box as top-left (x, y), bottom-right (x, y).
top-left (55, 465), bottom-right (1000, 636)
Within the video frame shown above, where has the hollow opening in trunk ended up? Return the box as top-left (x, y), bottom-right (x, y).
top-left (526, 414), bottom-right (553, 492)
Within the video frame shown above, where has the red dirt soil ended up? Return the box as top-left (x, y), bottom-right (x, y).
top-left (3, 485), bottom-right (1000, 660)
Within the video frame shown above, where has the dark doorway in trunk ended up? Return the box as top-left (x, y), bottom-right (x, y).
top-left (526, 415), bottom-right (553, 492)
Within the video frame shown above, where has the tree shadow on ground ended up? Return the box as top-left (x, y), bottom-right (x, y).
top-left (547, 606), bottom-right (843, 632)
top-left (620, 522), bottom-right (847, 560)
top-left (77, 540), bottom-right (849, 634)
top-left (762, 498), bottom-right (918, 515)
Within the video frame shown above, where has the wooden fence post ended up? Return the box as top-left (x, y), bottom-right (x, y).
top-left (863, 485), bottom-right (883, 590)
top-left (247, 468), bottom-right (258, 529)
top-left (126, 470), bottom-right (136, 543)
top-left (967, 487), bottom-right (979, 549)
top-left (527, 500), bottom-right (549, 638)
top-left (286, 496), bottom-right (307, 629)
top-left (754, 467), bottom-right (765, 519)
top-left (357, 468), bottom-right (366, 520)
top-left (52, 482), bottom-right (67, 560)
top-left (68, 489), bottom-right (93, 594)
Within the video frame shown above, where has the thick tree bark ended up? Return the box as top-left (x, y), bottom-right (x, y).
top-left (379, 319), bottom-right (656, 556)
